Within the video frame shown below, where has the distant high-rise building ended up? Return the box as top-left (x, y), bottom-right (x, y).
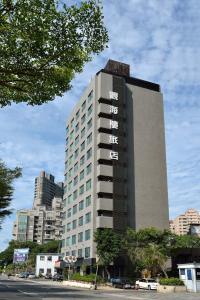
top-left (33, 171), bottom-right (63, 208)
top-left (170, 208), bottom-right (200, 235)
top-left (13, 197), bottom-right (63, 244)
top-left (61, 59), bottom-right (169, 266)
top-left (13, 171), bottom-right (64, 244)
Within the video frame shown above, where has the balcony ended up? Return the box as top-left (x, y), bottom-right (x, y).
top-left (97, 165), bottom-right (113, 177)
top-left (96, 198), bottom-right (113, 211)
top-left (98, 103), bottom-right (113, 116)
top-left (97, 181), bottom-right (113, 194)
top-left (97, 118), bottom-right (111, 130)
top-left (97, 148), bottom-right (112, 161)
top-left (96, 216), bottom-right (113, 228)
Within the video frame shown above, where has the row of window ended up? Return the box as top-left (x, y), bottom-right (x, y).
top-left (66, 146), bottom-right (92, 172)
top-left (63, 195), bottom-right (91, 211)
top-left (66, 91), bottom-right (93, 132)
top-left (65, 178), bottom-right (92, 200)
top-left (66, 117), bottom-right (92, 148)
top-left (66, 229), bottom-right (91, 246)
top-left (64, 247), bottom-right (91, 259)
top-left (66, 211), bottom-right (91, 224)
top-left (65, 164), bottom-right (92, 191)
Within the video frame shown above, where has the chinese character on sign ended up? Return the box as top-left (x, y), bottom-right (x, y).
top-left (109, 135), bottom-right (118, 144)
top-left (109, 91), bottom-right (118, 101)
top-left (110, 120), bottom-right (118, 130)
top-left (110, 106), bottom-right (118, 114)
top-left (109, 151), bottom-right (119, 160)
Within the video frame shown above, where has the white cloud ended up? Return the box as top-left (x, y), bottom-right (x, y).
top-left (1, 0), bottom-right (200, 249)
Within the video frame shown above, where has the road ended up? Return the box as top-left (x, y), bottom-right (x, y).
top-left (0, 275), bottom-right (200, 300)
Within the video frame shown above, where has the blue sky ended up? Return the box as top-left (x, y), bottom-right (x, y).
top-left (0, 0), bottom-right (200, 251)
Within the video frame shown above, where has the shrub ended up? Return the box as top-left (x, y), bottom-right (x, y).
top-left (159, 277), bottom-right (184, 286)
top-left (70, 273), bottom-right (104, 283)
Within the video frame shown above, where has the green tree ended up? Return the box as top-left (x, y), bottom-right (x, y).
top-left (124, 228), bottom-right (172, 277)
top-left (0, 160), bottom-right (22, 228)
top-left (94, 228), bottom-right (122, 279)
top-left (0, 0), bottom-right (108, 106)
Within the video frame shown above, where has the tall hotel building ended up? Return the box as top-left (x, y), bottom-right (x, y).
top-left (61, 60), bottom-right (169, 265)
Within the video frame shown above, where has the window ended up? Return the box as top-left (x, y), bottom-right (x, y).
top-left (80, 155), bottom-right (85, 166)
top-left (39, 268), bottom-right (44, 274)
top-left (67, 194), bottom-right (72, 204)
top-left (65, 251), bottom-right (70, 256)
top-left (87, 104), bottom-right (93, 116)
top-left (85, 229), bottom-right (91, 241)
top-left (78, 249), bottom-right (83, 257)
top-left (78, 232), bottom-right (83, 242)
top-left (63, 199), bottom-right (66, 207)
top-left (80, 169), bottom-right (84, 181)
top-left (69, 168), bottom-right (73, 178)
top-left (70, 130), bottom-right (74, 140)
top-left (67, 222), bottom-right (71, 232)
top-left (88, 90), bottom-right (93, 102)
top-left (68, 181), bottom-right (72, 191)
top-left (81, 141), bottom-right (85, 152)
top-left (67, 208), bottom-right (72, 218)
top-left (85, 212), bottom-right (91, 224)
top-left (70, 118), bottom-right (74, 127)
top-left (72, 219), bottom-right (77, 229)
top-left (75, 135), bottom-right (79, 146)
top-left (72, 234), bottom-right (76, 245)
top-left (87, 133), bottom-right (92, 145)
top-left (74, 148), bottom-right (79, 159)
top-left (74, 162), bottom-right (78, 173)
top-left (87, 118), bottom-right (92, 130)
top-left (86, 163), bottom-right (92, 175)
top-left (69, 154), bottom-right (73, 165)
top-left (73, 176), bottom-right (78, 186)
top-left (75, 123), bottom-right (79, 133)
top-left (81, 127), bottom-right (85, 138)
top-left (66, 137), bottom-right (69, 146)
top-left (62, 212), bottom-right (66, 220)
top-left (85, 247), bottom-right (90, 258)
top-left (85, 195), bottom-right (91, 207)
top-left (73, 190), bottom-right (78, 201)
top-left (81, 114), bottom-right (86, 125)
top-left (71, 250), bottom-right (76, 256)
top-left (86, 179), bottom-right (91, 191)
top-left (66, 237), bottom-right (71, 246)
top-left (87, 148), bottom-right (92, 160)
top-left (76, 110), bottom-right (80, 120)
top-left (62, 239), bottom-right (65, 247)
top-left (79, 200), bottom-right (84, 211)
top-left (79, 216), bottom-right (83, 226)
top-left (40, 256), bottom-right (45, 261)
top-left (64, 173), bottom-right (68, 181)
top-left (66, 125), bottom-right (69, 135)
top-left (79, 184), bottom-right (84, 195)
top-left (73, 205), bottom-right (77, 215)
top-left (70, 142), bottom-right (74, 152)
top-left (82, 100), bottom-right (86, 111)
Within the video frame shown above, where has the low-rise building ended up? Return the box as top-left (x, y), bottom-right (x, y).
top-left (35, 253), bottom-right (63, 276)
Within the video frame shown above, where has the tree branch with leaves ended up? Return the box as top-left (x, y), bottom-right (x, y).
top-left (0, 0), bottom-right (108, 106)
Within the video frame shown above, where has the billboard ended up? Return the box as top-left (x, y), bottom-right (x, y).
top-left (13, 248), bottom-right (29, 263)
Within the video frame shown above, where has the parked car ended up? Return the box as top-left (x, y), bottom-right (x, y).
top-left (52, 274), bottom-right (63, 281)
top-left (45, 273), bottom-right (52, 279)
top-left (112, 278), bottom-right (132, 289)
top-left (19, 272), bottom-right (29, 278)
top-left (28, 273), bottom-right (36, 279)
top-left (135, 278), bottom-right (158, 290)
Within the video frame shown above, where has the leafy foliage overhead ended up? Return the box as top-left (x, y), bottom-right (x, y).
top-left (0, 160), bottom-right (22, 228)
top-left (94, 228), bottom-right (122, 267)
top-left (0, 0), bottom-right (108, 106)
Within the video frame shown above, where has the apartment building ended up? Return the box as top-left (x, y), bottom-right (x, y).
top-left (13, 197), bottom-right (63, 244)
top-left (33, 171), bottom-right (63, 208)
top-left (61, 59), bottom-right (169, 265)
top-left (170, 208), bottom-right (200, 235)
top-left (13, 171), bottom-right (64, 244)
